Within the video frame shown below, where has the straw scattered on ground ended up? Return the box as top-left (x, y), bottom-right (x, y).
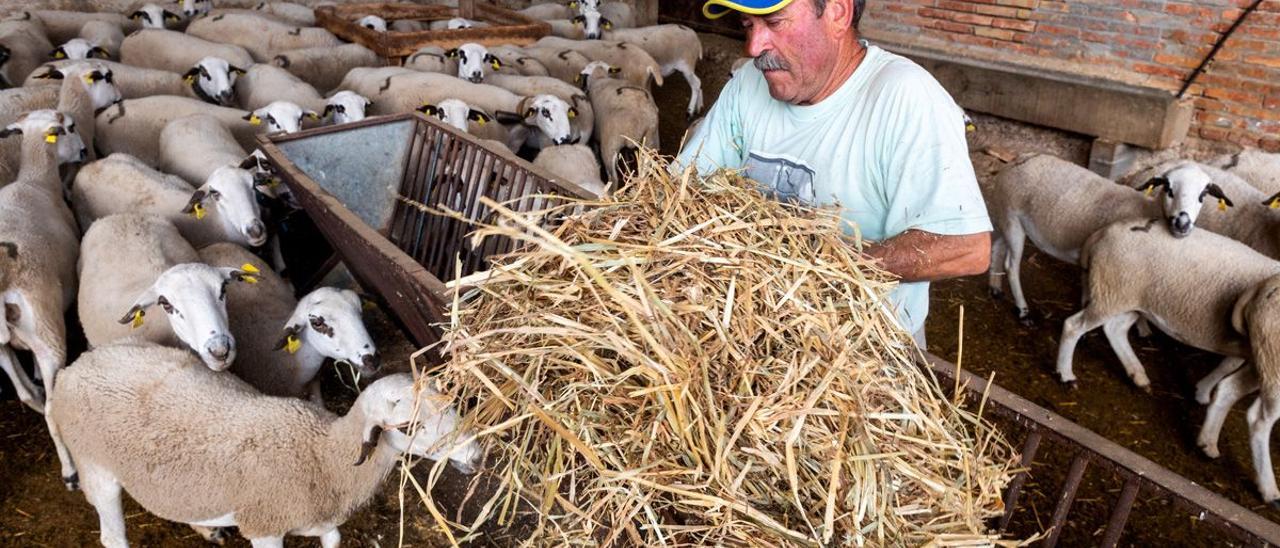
top-left (408, 150), bottom-right (1019, 546)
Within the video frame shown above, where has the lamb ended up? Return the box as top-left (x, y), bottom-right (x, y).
top-left (235, 62), bottom-right (324, 112)
top-left (579, 61), bottom-right (659, 184)
top-left (51, 38), bottom-right (110, 61)
top-left (72, 153), bottom-right (268, 249)
top-left (2, 63), bottom-right (116, 184)
top-left (201, 242), bottom-right (379, 400)
top-left (51, 343), bottom-right (479, 547)
top-left (484, 71), bottom-right (594, 146)
top-left (0, 17), bottom-right (55, 87)
top-left (508, 46), bottom-right (592, 85)
top-left (272, 43), bottom-right (379, 94)
top-left (519, 2), bottom-right (574, 20)
top-left (94, 95), bottom-right (256, 165)
top-left (120, 29), bottom-right (253, 75)
top-left (0, 109), bottom-right (85, 488)
top-left (533, 144), bottom-right (606, 197)
top-left (128, 4), bottom-right (184, 30)
top-left (322, 90), bottom-right (370, 125)
top-left (24, 58), bottom-right (234, 105)
top-left (486, 45), bottom-right (552, 77)
top-left (535, 35), bottom-right (663, 89)
top-left (985, 155), bottom-right (1224, 324)
top-left (77, 213), bottom-right (257, 370)
top-left (596, 23), bottom-right (704, 116)
top-left (404, 45), bottom-right (454, 75)
top-left (186, 13), bottom-right (341, 63)
top-left (29, 10), bottom-right (136, 45)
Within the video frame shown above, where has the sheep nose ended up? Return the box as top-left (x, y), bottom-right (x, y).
top-left (468, 73), bottom-right (483, 83)
top-left (361, 353), bottom-right (381, 373)
top-left (206, 336), bottom-right (235, 368)
top-left (77, 148), bottom-right (88, 162)
top-left (1170, 212), bottom-right (1193, 237)
top-left (554, 136), bottom-right (571, 145)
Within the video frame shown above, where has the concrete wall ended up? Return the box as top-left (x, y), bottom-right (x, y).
top-left (864, 0), bottom-right (1280, 152)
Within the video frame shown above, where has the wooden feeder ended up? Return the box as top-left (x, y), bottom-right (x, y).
top-left (315, 1), bottom-right (551, 62)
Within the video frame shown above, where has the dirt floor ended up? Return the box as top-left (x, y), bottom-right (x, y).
top-left (1, 31), bottom-right (1275, 547)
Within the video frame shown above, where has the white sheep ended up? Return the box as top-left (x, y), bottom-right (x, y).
top-left (574, 0), bottom-right (635, 29)
top-left (483, 72), bottom-right (593, 146)
top-left (985, 155), bottom-right (1225, 324)
top-left (428, 17), bottom-right (486, 30)
top-left (72, 153), bottom-right (268, 248)
top-left (447, 42), bottom-right (503, 83)
top-left (486, 45), bottom-right (552, 77)
top-left (546, 18), bottom-right (586, 39)
top-left (120, 29), bottom-right (253, 75)
top-left (0, 16), bottom-right (55, 87)
top-left (1212, 149), bottom-right (1280, 195)
top-left (506, 45), bottom-right (592, 85)
top-left (159, 113), bottom-right (259, 187)
top-left (404, 45), bottom-right (454, 75)
top-left (234, 62), bottom-right (324, 112)
top-left (186, 12), bottom-right (341, 63)
top-left (322, 90), bottom-right (370, 125)
top-left (272, 43), bottom-right (379, 94)
top-left (181, 0), bottom-right (212, 18)
top-left (50, 38), bottom-right (110, 61)
top-left (0, 109), bottom-right (84, 488)
top-left (2, 63), bottom-right (116, 183)
top-left (201, 241), bottom-right (379, 400)
top-left (595, 22), bottom-right (704, 117)
top-left (579, 61), bottom-right (659, 184)
top-left (77, 21), bottom-right (123, 60)
top-left (536, 36), bottom-right (663, 89)
top-left (533, 143), bottom-right (606, 197)
top-left (357, 14), bottom-right (387, 31)
top-left (244, 100), bottom-right (319, 134)
top-left (77, 213), bottom-right (256, 370)
top-left (94, 95), bottom-right (256, 165)
top-left (254, 2), bottom-right (316, 27)
top-left (51, 342), bottom-right (480, 547)
top-left (128, 3), bottom-right (184, 30)
top-left (23, 58), bottom-right (226, 105)
top-left (416, 97), bottom-right (496, 135)
top-left (29, 10), bottom-right (136, 45)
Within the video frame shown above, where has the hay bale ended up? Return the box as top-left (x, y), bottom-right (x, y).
top-left (413, 150), bottom-right (1018, 546)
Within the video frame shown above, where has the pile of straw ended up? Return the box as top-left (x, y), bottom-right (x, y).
top-left (415, 151), bottom-right (1017, 546)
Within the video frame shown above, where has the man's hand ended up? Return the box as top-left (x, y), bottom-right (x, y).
top-left (862, 230), bottom-right (991, 283)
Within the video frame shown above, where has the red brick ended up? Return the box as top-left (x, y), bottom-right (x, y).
top-left (1199, 127), bottom-right (1229, 140)
top-left (1132, 63), bottom-right (1186, 79)
top-left (936, 1), bottom-right (978, 13)
top-left (991, 17), bottom-right (1037, 31)
top-left (948, 11), bottom-right (996, 25)
top-left (1153, 53), bottom-right (1203, 69)
top-left (1266, 95), bottom-right (1280, 110)
top-left (975, 26), bottom-right (1017, 40)
top-left (926, 19), bottom-right (975, 33)
top-left (1205, 86), bottom-right (1259, 104)
top-left (1245, 55), bottom-right (1280, 69)
top-left (1165, 3), bottom-right (1197, 16)
top-left (970, 4), bottom-right (1021, 17)
top-left (1037, 23), bottom-right (1080, 37)
top-left (995, 0), bottom-right (1039, 8)
top-left (1228, 131), bottom-right (1261, 148)
top-left (1261, 138), bottom-right (1280, 153)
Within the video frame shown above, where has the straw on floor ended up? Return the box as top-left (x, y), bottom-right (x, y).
top-left (409, 149), bottom-right (1018, 546)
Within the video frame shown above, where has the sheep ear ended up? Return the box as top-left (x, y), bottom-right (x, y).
top-left (182, 67), bottom-right (200, 84)
top-left (467, 109), bottom-right (491, 125)
top-left (181, 189), bottom-right (208, 216)
top-left (222, 264), bottom-right (260, 285)
top-left (304, 110), bottom-right (321, 121)
top-left (90, 47), bottom-right (110, 59)
top-left (486, 54), bottom-right (502, 70)
top-left (353, 425), bottom-right (383, 466)
top-left (0, 126), bottom-right (20, 139)
top-left (415, 104), bottom-right (439, 116)
top-left (1136, 176), bottom-right (1169, 197)
top-left (602, 18), bottom-right (613, 30)
top-left (571, 15), bottom-right (584, 25)
top-left (607, 66), bottom-right (621, 75)
top-left (1262, 192), bottom-right (1280, 210)
top-left (163, 10), bottom-right (181, 22)
top-left (1232, 283), bottom-right (1261, 336)
top-left (128, 11), bottom-right (147, 21)
top-left (117, 287), bottom-right (158, 327)
top-left (444, 48), bottom-right (459, 59)
top-left (33, 67), bottom-right (64, 80)
top-left (1204, 183), bottom-right (1233, 207)
top-left (322, 104), bottom-right (335, 118)
top-left (229, 65), bottom-right (247, 76)
top-left (50, 47), bottom-right (66, 59)
top-left (274, 324), bottom-right (302, 352)
top-left (567, 106), bottom-right (577, 120)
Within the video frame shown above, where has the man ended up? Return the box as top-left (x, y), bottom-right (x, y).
top-left (677, 0), bottom-right (992, 348)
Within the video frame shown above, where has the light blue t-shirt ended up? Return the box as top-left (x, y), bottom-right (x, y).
top-left (676, 44), bottom-right (991, 335)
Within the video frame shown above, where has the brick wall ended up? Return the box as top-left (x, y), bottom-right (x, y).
top-left (866, 0), bottom-right (1280, 152)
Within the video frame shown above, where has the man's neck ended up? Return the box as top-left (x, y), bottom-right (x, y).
top-left (800, 37), bottom-right (867, 106)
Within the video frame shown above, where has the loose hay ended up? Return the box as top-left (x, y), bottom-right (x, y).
top-left (412, 150), bottom-right (1018, 546)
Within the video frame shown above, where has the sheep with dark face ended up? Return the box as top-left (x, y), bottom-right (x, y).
top-left (50, 38), bottom-right (110, 61)
top-left (25, 58), bottom-right (237, 106)
top-left (128, 4), bottom-right (184, 30)
top-left (322, 90), bottom-right (370, 125)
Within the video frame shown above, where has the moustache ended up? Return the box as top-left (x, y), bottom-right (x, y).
top-left (754, 51), bottom-right (791, 72)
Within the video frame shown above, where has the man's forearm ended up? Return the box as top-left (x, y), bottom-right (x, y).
top-left (862, 230), bottom-right (991, 283)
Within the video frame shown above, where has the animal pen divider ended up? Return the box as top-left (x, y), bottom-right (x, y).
top-left (315, 1), bottom-right (551, 62)
top-left (258, 114), bottom-right (1280, 545)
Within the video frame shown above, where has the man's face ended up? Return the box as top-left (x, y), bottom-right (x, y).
top-left (742, 0), bottom-right (842, 105)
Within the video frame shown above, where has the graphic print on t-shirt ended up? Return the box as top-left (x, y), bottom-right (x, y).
top-left (745, 150), bottom-right (817, 205)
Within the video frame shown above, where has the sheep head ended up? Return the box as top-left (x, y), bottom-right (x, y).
top-left (182, 166), bottom-right (267, 247)
top-left (324, 91), bottom-right (372, 125)
top-left (275, 287), bottom-right (379, 375)
top-left (183, 57), bottom-right (242, 107)
top-left (0, 110), bottom-right (87, 166)
top-left (245, 101), bottom-right (317, 134)
top-left (416, 99), bottom-right (492, 133)
top-left (354, 374), bottom-right (481, 473)
top-left (1137, 162), bottom-right (1224, 239)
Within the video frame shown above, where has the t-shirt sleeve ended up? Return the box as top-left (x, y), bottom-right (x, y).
top-left (674, 66), bottom-right (748, 175)
top-left (874, 65), bottom-right (992, 238)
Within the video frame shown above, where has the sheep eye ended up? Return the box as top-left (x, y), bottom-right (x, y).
top-left (541, 109), bottom-right (550, 119)
top-left (310, 317), bottom-right (325, 329)
top-left (66, 123), bottom-right (75, 132)
top-left (335, 105), bottom-right (345, 113)
top-left (158, 296), bottom-right (174, 314)
top-left (266, 114), bottom-right (277, 126)
top-left (219, 282), bottom-right (228, 300)
top-left (207, 189), bottom-right (221, 200)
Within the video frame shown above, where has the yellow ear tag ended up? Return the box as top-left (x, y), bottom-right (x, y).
top-left (569, 1), bottom-right (577, 7)
top-left (45, 134), bottom-right (58, 144)
top-left (285, 334), bottom-right (301, 354)
top-left (131, 309), bottom-right (144, 328)
top-left (1218, 198), bottom-right (1228, 212)
top-left (475, 117), bottom-right (486, 127)
top-left (82, 74), bottom-right (94, 84)
top-left (1144, 186), bottom-right (1154, 198)
top-left (184, 75), bottom-right (195, 84)
top-left (241, 263), bottom-right (260, 274)
top-left (241, 275), bottom-right (258, 284)
top-left (192, 203), bottom-right (206, 219)
top-left (491, 61), bottom-right (500, 70)
top-left (1271, 198), bottom-right (1280, 209)
top-left (249, 115), bottom-right (261, 126)
top-left (54, 51), bottom-right (65, 59)
top-left (966, 123), bottom-right (976, 132)
top-left (568, 110), bottom-right (576, 119)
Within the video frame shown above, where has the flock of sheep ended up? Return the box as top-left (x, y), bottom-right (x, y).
top-left (0, 0), bottom-right (706, 545)
top-left (982, 149), bottom-right (1280, 504)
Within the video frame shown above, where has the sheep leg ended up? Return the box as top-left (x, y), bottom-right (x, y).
top-left (80, 462), bottom-right (128, 548)
top-left (671, 59), bottom-right (702, 118)
top-left (1197, 356), bottom-right (1247, 405)
top-left (319, 528), bottom-right (341, 548)
top-left (249, 537), bottom-right (284, 548)
top-left (1198, 365), bottom-right (1258, 459)
top-left (31, 336), bottom-right (77, 488)
top-left (0, 345), bottom-right (44, 412)
top-left (1134, 318), bottom-right (1154, 338)
top-left (190, 525), bottom-right (230, 545)
top-left (1247, 390), bottom-right (1280, 504)
top-left (1001, 219), bottom-right (1033, 325)
top-left (602, 138), bottom-right (622, 186)
top-left (1102, 312), bottom-right (1150, 390)
top-left (987, 233), bottom-right (1007, 299)
top-left (1055, 309), bottom-right (1109, 385)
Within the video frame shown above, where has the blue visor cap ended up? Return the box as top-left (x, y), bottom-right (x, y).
top-left (703, 0), bottom-right (797, 19)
